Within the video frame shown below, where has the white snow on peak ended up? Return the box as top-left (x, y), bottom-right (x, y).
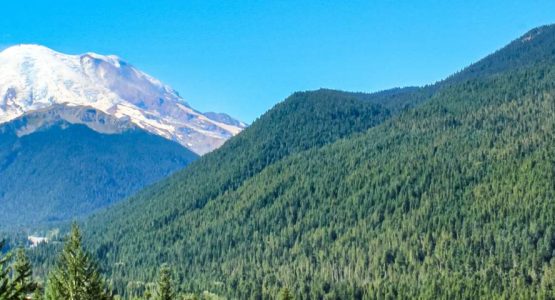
top-left (0, 44), bottom-right (245, 154)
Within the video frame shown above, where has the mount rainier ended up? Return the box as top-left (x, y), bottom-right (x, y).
top-left (0, 44), bottom-right (246, 154)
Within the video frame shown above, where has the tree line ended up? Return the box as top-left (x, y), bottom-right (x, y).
top-left (2, 224), bottom-right (296, 300)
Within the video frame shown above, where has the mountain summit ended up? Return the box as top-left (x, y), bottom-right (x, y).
top-left (0, 44), bottom-right (245, 154)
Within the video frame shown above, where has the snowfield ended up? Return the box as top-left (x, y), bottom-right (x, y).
top-left (0, 44), bottom-right (245, 154)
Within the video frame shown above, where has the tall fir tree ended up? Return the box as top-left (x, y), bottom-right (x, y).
top-left (31, 288), bottom-right (42, 300)
top-left (45, 224), bottom-right (112, 300)
top-left (155, 264), bottom-right (173, 300)
top-left (279, 287), bottom-right (293, 300)
top-left (12, 248), bottom-right (35, 299)
top-left (0, 241), bottom-right (15, 300)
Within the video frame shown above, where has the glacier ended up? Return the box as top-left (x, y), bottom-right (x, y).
top-left (0, 44), bottom-right (246, 154)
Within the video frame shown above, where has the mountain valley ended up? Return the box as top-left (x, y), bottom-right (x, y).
top-left (2, 16), bottom-right (555, 300)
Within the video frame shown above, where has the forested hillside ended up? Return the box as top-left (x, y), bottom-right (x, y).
top-left (445, 24), bottom-right (555, 83)
top-left (81, 89), bottom-right (394, 223)
top-left (0, 122), bottom-right (197, 228)
top-left (28, 24), bottom-right (555, 299)
top-left (79, 89), bottom-right (400, 297)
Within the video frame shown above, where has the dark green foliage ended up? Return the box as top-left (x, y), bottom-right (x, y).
top-left (31, 23), bottom-right (555, 299)
top-left (80, 88), bottom-right (394, 297)
top-left (12, 249), bottom-right (35, 299)
top-left (0, 242), bottom-right (37, 300)
top-left (278, 288), bottom-right (293, 300)
top-left (32, 289), bottom-right (41, 300)
top-left (45, 224), bottom-right (112, 300)
top-left (348, 86), bottom-right (436, 114)
top-left (446, 24), bottom-right (555, 83)
top-left (0, 241), bottom-right (14, 299)
top-left (155, 265), bottom-right (173, 300)
top-left (0, 122), bottom-right (197, 228)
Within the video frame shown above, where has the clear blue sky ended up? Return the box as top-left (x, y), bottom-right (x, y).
top-left (1, 1), bottom-right (554, 122)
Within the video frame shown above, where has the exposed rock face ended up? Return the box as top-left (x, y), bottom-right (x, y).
top-left (0, 104), bottom-right (134, 137)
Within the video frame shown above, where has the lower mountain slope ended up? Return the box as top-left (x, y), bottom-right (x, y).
top-left (0, 117), bottom-right (197, 228)
top-left (65, 90), bottom-right (396, 294)
top-left (88, 89), bottom-right (392, 219)
top-left (84, 63), bottom-right (555, 298)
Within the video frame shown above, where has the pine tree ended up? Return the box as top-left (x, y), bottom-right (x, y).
top-left (279, 287), bottom-right (293, 300)
top-left (0, 240), bottom-right (16, 300)
top-left (45, 224), bottom-right (112, 300)
top-left (31, 288), bottom-right (42, 300)
top-left (155, 264), bottom-right (173, 300)
top-left (143, 288), bottom-right (152, 300)
top-left (12, 248), bottom-right (35, 299)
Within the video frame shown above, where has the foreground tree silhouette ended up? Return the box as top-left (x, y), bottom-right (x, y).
top-left (0, 243), bottom-right (35, 300)
top-left (45, 224), bottom-right (112, 300)
top-left (0, 241), bottom-right (16, 300)
top-left (12, 248), bottom-right (36, 299)
top-left (155, 264), bottom-right (174, 300)
top-left (279, 287), bottom-right (293, 300)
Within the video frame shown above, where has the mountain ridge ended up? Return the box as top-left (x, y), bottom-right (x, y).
top-left (68, 23), bottom-right (555, 298)
top-left (0, 44), bottom-right (245, 154)
top-left (0, 117), bottom-right (198, 228)
top-left (0, 104), bottom-right (134, 137)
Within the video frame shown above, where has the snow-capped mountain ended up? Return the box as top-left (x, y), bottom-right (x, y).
top-left (0, 44), bottom-right (246, 154)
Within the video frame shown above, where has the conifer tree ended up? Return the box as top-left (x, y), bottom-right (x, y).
top-left (143, 288), bottom-right (152, 300)
top-left (12, 248), bottom-right (35, 299)
top-left (279, 287), bottom-right (293, 300)
top-left (45, 224), bottom-right (112, 300)
top-left (0, 241), bottom-right (15, 300)
top-left (31, 288), bottom-right (42, 300)
top-left (155, 264), bottom-right (173, 300)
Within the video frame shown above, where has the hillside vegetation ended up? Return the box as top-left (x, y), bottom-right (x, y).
top-left (0, 123), bottom-right (197, 228)
top-left (26, 24), bottom-right (555, 299)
